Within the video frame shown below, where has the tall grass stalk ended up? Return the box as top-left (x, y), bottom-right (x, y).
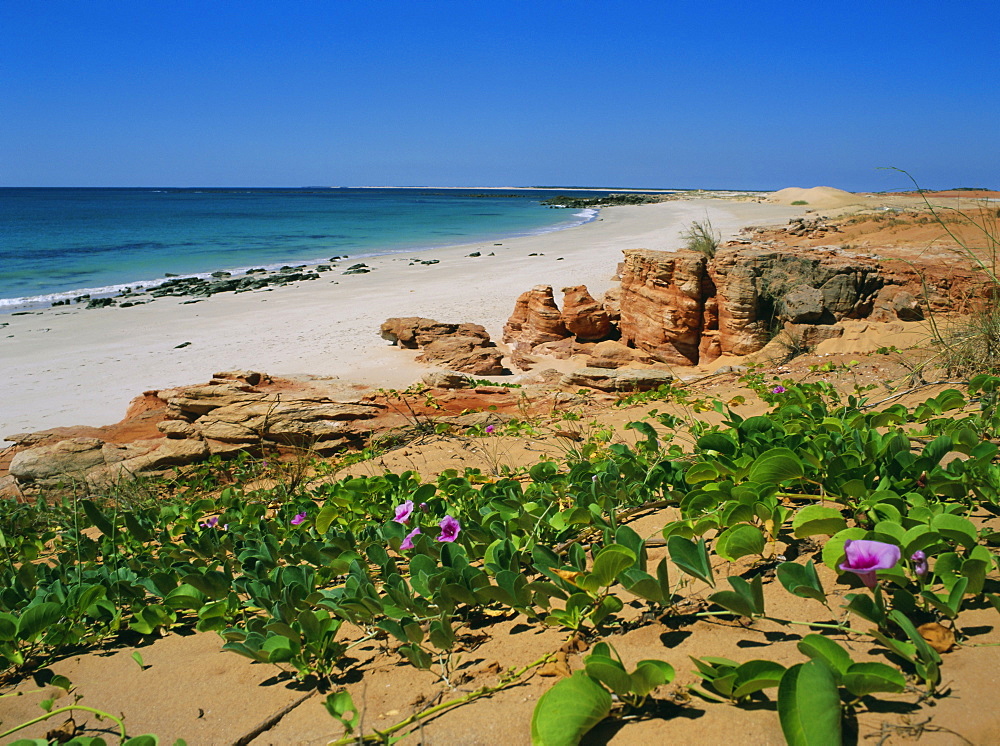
top-left (892, 168), bottom-right (1000, 376)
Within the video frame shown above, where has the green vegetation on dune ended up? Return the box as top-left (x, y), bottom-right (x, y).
top-left (2, 370), bottom-right (1000, 744)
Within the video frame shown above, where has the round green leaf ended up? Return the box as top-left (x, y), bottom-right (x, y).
top-left (796, 634), bottom-right (851, 679)
top-left (748, 448), bottom-right (805, 485)
top-left (715, 524), bottom-right (766, 562)
top-left (778, 661), bottom-right (842, 746)
top-left (842, 662), bottom-right (906, 697)
top-left (16, 602), bottom-right (62, 642)
top-left (580, 545), bottom-right (636, 592)
top-left (733, 659), bottom-right (786, 699)
top-left (792, 506), bottom-right (848, 538)
top-left (531, 671), bottom-right (612, 746)
top-left (697, 432), bottom-right (738, 456)
top-left (585, 658), bottom-right (632, 696)
top-left (776, 561), bottom-right (826, 603)
top-left (931, 513), bottom-right (978, 549)
top-left (631, 660), bottom-right (675, 698)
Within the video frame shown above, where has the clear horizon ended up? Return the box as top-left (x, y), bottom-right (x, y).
top-left (3, 1), bottom-right (998, 192)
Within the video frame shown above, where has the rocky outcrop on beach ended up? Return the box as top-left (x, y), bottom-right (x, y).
top-left (380, 318), bottom-right (505, 375)
top-left (561, 285), bottom-right (613, 341)
top-left (503, 245), bottom-right (934, 366)
top-left (4, 371), bottom-right (383, 487)
top-left (50, 264), bottom-right (348, 311)
top-left (502, 286), bottom-right (570, 348)
top-left (559, 367), bottom-right (675, 392)
top-left (1, 370), bottom-right (561, 491)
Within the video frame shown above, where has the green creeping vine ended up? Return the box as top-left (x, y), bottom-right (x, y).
top-left (0, 375), bottom-right (998, 743)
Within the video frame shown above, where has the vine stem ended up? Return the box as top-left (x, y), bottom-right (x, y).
top-left (328, 651), bottom-right (555, 745)
top-left (691, 610), bottom-right (856, 636)
top-left (765, 616), bottom-right (856, 634)
top-left (0, 704), bottom-right (127, 741)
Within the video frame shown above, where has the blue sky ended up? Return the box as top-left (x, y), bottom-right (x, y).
top-left (2, 1), bottom-right (997, 190)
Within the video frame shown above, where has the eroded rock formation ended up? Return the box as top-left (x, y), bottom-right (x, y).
top-left (561, 285), bottom-right (612, 341)
top-left (503, 245), bottom-right (934, 366)
top-left (1, 370), bottom-right (559, 490)
top-left (618, 249), bottom-right (711, 364)
top-left (502, 286), bottom-right (568, 348)
top-left (381, 317), bottom-right (505, 375)
top-left (5, 371), bottom-right (382, 486)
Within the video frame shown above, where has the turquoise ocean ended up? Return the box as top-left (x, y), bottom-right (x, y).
top-left (0, 187), bottom-right (608, 312)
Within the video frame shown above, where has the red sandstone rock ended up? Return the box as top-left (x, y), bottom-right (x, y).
top-left (502, 285), bottom-right (568, 347)
top-left (415, 337), bottom-right (505, 376)
top-left (380, 318), bottom-right (490, 349)
top-left (708, 247), bottom-right (885, 356)
top-left (382, 317), bottom-right (503, 375)
top-left (532, 338), bottom-right (589, 360)
top-left (585, 340), bottom-right (655, 369)
top-left (618, 249), bottom-right (709, 365)
top-left (602, 287), bottom-right (622, 324)
top-left (561, 285), bottom-right (612, 341)
top-left (510, 348), bottom-right (538, 371)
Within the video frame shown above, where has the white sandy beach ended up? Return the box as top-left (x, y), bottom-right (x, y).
top-left (0, 198), bottom-right (802, 441)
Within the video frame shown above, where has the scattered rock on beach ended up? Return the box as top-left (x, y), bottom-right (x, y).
top-left (9, 438), bottom-right (108, 484)
top-left (381, 317), bottom-right (505, 375)
top-left (421, 371), bottom-right (474, 389)
top-left (560, 367), bottom-right (675, 392)
top-left (4, 372), bottom-right (388, 487)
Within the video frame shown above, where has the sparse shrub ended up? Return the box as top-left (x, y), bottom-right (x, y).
top-left (894, 169), bottom-right (1000, 375)
top-left (681, 217), bottom-right (721, 258)
top-left (791, 200), bottom-right (808, 205)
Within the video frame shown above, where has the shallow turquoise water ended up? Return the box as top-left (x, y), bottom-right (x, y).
top-left (0, 187), bottom-right (603, 310)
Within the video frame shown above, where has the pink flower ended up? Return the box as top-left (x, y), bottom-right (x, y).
top-left (200, 516), bottom-right (219, 529)
top-left (772, 385), bottom-right (786, 394)
top-left (401, 527), bottom-right (421, 550)
top-left (911, 550), bottom-right (928, 577)
top-left (838, 539), bottom-right (900, 588)
top-left (291, 511), bottom-right (308, 526)
top-left (393, 500), bottom-right (414, 524)
top-left (436, 515), bottom-right (461, 543)
top-left (485, 425), bottom-right (495, 434)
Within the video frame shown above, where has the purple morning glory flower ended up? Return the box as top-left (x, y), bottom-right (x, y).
top-left (393, 500), bottom-right (415, 524)
top-left (436, 515), bottom-right (461, 543)
top-left (200, 516), bottom-right (219, 529)
top-left (419, 502), bottom-right (429, 512)
top-left (401, 527), bottom-right (421, 550)
top-left (485, 425), bottom-right (495, 434)
top-left (291, 511), bottom-right (308, 526)
top-left (838, 539), bottom-right (901, 588)
top-left (911, 550), bottom-right (928, 577)
top-left (772, 385), bottom-right (787, 394)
